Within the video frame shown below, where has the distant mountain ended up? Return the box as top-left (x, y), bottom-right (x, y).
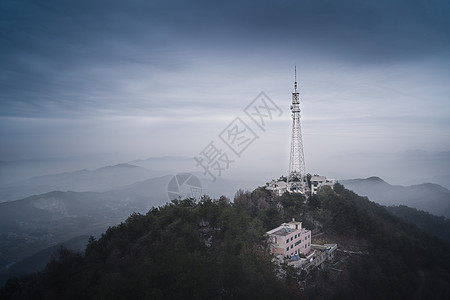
top-left (0, 163), bottom-right (166, 203)
top-left (129, 156), bottom-right (195, 175)
top-left (322, 150), bottom-right (450, 189)
top-left (340, 177), bottom-right (450, 218)
top-left (130, 156), bottom-right (192, 163)
top-left (0, 175), bottom-right (172, 277)
top-left (0, 153), bottom-right (131, 184)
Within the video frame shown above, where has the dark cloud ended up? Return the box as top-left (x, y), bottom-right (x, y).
top-left (1, 0), bottom-right (449, 117)
top-left (0, 0), bottom-right (449, 162)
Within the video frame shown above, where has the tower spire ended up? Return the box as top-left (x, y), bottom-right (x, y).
top-left (288, 66), bottom-right (308, 195)
top-left (294, 65), bottom-right (297, 92)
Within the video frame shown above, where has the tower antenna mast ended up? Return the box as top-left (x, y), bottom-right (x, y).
top-left (294, 65), bottom-right (297, 92)
top-left (288, 66), bottom-right (308, 194)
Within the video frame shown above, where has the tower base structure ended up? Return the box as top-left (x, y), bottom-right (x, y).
top-left (287, 172), bottom-right (310, 195)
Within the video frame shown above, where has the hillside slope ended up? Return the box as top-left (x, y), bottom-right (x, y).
top-left (2, 184), bottom-right (450, 299)
top-left (0, 235), bottom-right (89, 286)
top-left (387, 205), bottom-right (450, 243)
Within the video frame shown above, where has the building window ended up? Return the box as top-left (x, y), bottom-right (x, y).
top-left (286, 239), bottom-right (288, 244)
top-left (286, 247), bottom-right (289, 251)
top-left (291, 245), bottom-right (293, 249)
top-left (295, 234), bottom-right (297, 238)
top-left (290, 237), bottom-right (293, 241)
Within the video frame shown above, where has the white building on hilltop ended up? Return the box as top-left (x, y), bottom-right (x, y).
top-left (310, 175), bottom-right (335, 195)
top-left (266, 180), bottom-right (288, 196)
top-left (266, 219), bottom-right (311, 257)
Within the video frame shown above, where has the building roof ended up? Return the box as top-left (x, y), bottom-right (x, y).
top-left (311, 175), bottom-right (326, 182)
top-left (269, 227), bottom-right (295, 236)
top-left (267, 180), bottom-right (288, 188)
top-left (266, 219), bottom-right (304, 236)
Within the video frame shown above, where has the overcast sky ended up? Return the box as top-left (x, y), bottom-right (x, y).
top-left (1, 0), bottom-right (450, 183)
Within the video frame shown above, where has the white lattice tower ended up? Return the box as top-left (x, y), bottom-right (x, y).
top-left (287, 66), bottom-right (307, 193)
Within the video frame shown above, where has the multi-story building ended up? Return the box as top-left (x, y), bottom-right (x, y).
top-left (310, 175), bottom-right (335, 195)
top-left (266, 219), bottom-right (311, 256)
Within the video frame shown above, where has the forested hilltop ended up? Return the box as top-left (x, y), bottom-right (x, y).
top-left (2, 184), bottom-right (450, 299)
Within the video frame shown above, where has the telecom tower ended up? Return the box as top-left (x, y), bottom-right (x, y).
top-left (287, 67), bottom-right (309, 194)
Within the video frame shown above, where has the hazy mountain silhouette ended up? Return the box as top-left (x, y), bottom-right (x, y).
top-left (0, 163), bottom-right (166, 203)
top-left (325, 150), bottom-right (450, 189)
top-left (0, 175), bottom-right (172, 273)
top-left (340, 177), bottom-right (450, 218)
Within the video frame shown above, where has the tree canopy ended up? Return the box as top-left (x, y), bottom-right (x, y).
top-left (2, 185), bottom-right (450, 299)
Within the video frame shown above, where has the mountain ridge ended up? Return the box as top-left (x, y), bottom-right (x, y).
top-left (340, 176), bottom-right (450, 218)
top-left (0, 164), bottom-right (166, 203)
top-left (0, 175), bottom-right (172, 276)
